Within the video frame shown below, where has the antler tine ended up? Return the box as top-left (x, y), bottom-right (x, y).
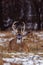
top-left (12, 21), bottom-right (18, 33)
top-left (21, 22), bottom-right (26, 35)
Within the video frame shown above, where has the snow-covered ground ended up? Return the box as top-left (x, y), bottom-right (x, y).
top-left (0, 33), bottom-right (6, 37)
top-left (2, 52), bottom-right (43, 65)
top-left (33, 31), bottom-right (43, 40)
top-left (0, 38), bottom-right (14, 43)
top-left (0, 31), bottom-right (43, 65)
top-left (0, 31), bottom-right (43, 43)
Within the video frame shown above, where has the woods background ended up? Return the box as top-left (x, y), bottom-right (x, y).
top-left (0, 0), bottom-right (43, 30)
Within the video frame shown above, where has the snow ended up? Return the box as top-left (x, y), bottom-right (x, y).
top-left (0, 38), bottom-right (14, 43)
top-left (0, 38), bottom-right (7, 43)
top-left (33, 32), bottom-right (43, 40)
top-left (4, 63), bottom-right (11, 65)
top-left (0, 31), bottom-right (43, 44)
top-left (2, 53), bottom-right (43, 65)
top-left (0, 32), bottom-right (43, 65)
top-left (0, 33), bottom-right (6, 37)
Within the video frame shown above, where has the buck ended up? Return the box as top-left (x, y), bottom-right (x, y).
top-left (9, 21), bottom-right (29, 52)
top-left (12, 21), bottom-right (27, 44)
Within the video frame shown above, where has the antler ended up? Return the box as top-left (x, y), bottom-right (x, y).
top-left (12, 21), bottom-right (18, 34)
top-left (21, 22), bottom-right (26, 35)
top-left (12, 21), bottom-right (29, 37)
top-left (21, 22), bottom-right (30, 37)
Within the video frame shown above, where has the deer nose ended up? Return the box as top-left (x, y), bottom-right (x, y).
top-left (16, 34), bottom-right (22, 44)
top-left (17, 34), bottom-right (22, 39)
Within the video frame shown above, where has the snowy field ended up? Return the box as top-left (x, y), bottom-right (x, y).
top-left (0, 31), bottom-right (43, 65)
top-left (2, 52), bottom-right (43, 65)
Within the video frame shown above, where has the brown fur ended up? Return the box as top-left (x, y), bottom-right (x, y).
top-left (9, 38), bottom-right (29, 52)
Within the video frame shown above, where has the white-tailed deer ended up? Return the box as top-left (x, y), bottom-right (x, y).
top-left (9, 21), bottom-right (29, 52)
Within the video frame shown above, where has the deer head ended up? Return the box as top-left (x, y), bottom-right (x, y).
top-left (12, 21), bottom-right (27, 44)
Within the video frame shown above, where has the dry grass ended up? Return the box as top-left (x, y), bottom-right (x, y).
top-left (0, 31), bottom-right (43, 65)
top-left (0, 31), bottom-right (43, 53)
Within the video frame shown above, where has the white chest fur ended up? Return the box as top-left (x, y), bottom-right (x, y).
top-left (17, 39), bottom-right (22, 44)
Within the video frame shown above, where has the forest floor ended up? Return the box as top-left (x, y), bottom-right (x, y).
top-left (0, 31), bottom-right (43, 65)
